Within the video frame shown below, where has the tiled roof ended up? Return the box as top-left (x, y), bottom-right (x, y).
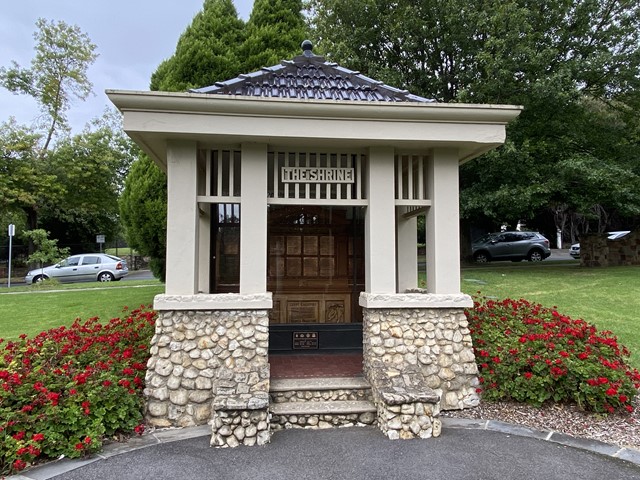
top-left (191, 41), bottom-right (434, 103)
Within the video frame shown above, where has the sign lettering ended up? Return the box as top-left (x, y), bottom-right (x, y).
top-left (293, 331), bottom-right (319, 349)
top-left (282, 167), bottom-right (354, 184)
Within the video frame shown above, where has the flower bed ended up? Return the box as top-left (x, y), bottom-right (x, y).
top-left (2, 298), bottom-right (639, 475)
top-left (467, 297), bottom-right (640, 413)
top-left (0, 306), bottom-right (156, 476)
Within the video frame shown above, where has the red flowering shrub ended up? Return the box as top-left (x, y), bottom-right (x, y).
top-left (467, 297), bottom-right (640, 413)
top-left (0, 306), bottom-right (156, 476)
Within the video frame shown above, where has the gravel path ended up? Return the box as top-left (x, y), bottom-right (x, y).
top-left (442, 391), bottom-right (640, 451)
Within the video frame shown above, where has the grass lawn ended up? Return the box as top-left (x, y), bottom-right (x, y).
top-left (0, 280), bottom-right (165, 340)
top-left (2, 264), bottom-right (639, 369)
top-left (105, 247), bottom-right (136, 256)
top-left (460, 263), bottom-right (640, 369)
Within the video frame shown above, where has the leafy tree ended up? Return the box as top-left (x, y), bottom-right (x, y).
top-left (0, 119), bottom-right (63, 231)
top-left (1, 111), bottom-right (136, 252)
top-left (0, 18), bottom-right (97, 152)
top-left (1, 18), bottom-right (99, 240)
top-left (23, 229), bottom-right (70, 279)
top-left (119, 156), bottom-right (167, 281)
top-left (240, 0), bottom-right (308, 71)
top-left (40, 110), bottom-right (137, 248)
top-left (309, 0), bottom-right (640, 237)
top-left (150, 0), bottom-right (245, 91)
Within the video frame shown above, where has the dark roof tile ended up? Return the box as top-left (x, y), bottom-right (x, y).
top-left (191, 43), bottom-right (434, 103)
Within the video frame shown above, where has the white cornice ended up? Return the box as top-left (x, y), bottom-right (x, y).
top-left (106, 90), bottom-right (522, 125)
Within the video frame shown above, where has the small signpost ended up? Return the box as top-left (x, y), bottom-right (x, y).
top-left (96, 234), bottom-right (105, 253)
top-left (7, 224), bottom-right (15, 288)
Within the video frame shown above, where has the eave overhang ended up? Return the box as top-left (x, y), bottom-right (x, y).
top-left (107, 90), bottom-right (522, 171)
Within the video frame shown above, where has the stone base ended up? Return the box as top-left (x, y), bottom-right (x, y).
top-left (367, 362), bottom-right (441, 439)
top-left (377, 402), bottom-right (441, 440)
top-left (360, 292), bottom-right (479, 411)
top-left (211, 409), bottom-right (271, 447)
top-left (144, 297), bottom-right (270, 430)
top-left (270, 412), bottom-right (376, 430)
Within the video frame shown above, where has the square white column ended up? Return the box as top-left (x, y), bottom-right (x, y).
top-left (426, 148), bottom-right (462, 294)
top-left (198, 203), bottom-right (211, 293)
top-left (165, 140), bottom-right (198, 295)
top-left (240, 143), bottom-right (268, 294)
top-left (365, 146), bottom-right (396, 293)
top-left (397, 210), bottom-right (418, 292)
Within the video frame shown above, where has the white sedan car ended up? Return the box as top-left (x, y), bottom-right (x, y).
top-left (569, 231), bottom-right (630, 259)
top-left (25, 253), bottom-right (129, 284)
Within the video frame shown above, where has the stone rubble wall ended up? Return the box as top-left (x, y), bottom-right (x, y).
top-left (212, 366), bottom-right (271, 447)
top-left (367, 362), bottom-right (441, 439)
top-left (362, 302), bottom-right (479, 411)
top-left (580, 230), bottom-right (640, 267)
top-left (270, 412), bottom-right (376, 430)
top-left (145, 294), bottom-right (480, 445)
top-left (376, 401), bottom-right (441, 439)
top-left (211, 409), bottom-right (270, 447)
top-left (144, 309), bottom-right (270, 429)
top-left (271, 388), bottom-right (371, 403)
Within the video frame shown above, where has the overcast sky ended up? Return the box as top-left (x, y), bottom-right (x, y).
top-left (0, 0), bottom-right (255, 133)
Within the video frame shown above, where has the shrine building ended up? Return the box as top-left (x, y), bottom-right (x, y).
top-left (108, 41), bottom-right (521, 445)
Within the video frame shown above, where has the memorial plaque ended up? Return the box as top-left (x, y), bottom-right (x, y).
top-left (287, 236), bottom-right (301, 255)
top-left (286, 258), bottom-right (302, 276)
top-left (270, 236), bottom-right (285, 255)
top-left (303, 257), bottom-right (318, 276)
top-left (270, 256), bottom-right (285, 276)
top-left (288, 301), bottom-right (319, 323)
top-left (320, 236), bottom-right (334, 255)
top-left (293, 331), bottom-right (319, 349)
top-left (319, 257), bottom-right (335, 277)
top-left (304, 236), bottom-right (318, 255)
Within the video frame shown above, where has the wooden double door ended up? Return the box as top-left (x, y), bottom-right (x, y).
top-left (267, 206), bottom-right (365, 326)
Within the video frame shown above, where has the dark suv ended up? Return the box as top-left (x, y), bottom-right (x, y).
top-left (472, 231), bottom-right (551, 263)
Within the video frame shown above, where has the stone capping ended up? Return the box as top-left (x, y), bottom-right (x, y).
top-left (359, 292), bottom-right (473, 309)
top-left (369, 363), bottom-right (440, 406)
top-left (270, 377), bottom-right (370, 392)
top-left (213, 392), bottom-right (269, 411)
top-left (153, 293), bottom-right (273, 311)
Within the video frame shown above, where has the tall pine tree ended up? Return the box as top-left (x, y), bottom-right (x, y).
top-left (240, 0), bottom-right (308, 72)
top-left (150, 0), bottom-right (245, 91)
top-left (128, 0), bottom-right (309, 279)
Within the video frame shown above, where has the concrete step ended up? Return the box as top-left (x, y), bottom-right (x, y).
top-left (269, 376), bottom-right (377, 430)
top-left (270, 400), bottom-right (376, 416)
top-left (270, 376), bottom-right (370, 392)
top-left (270, 376), bottom-right (373, 404)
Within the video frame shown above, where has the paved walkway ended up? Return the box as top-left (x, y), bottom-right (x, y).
top-left (12, 419), bottom-right (640, 480)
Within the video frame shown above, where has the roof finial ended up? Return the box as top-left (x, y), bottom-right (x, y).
top-left (301, 40), bottom-right (313, 57)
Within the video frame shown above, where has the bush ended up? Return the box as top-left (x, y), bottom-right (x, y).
top-left (467, 297), bottom-right (640, 413)
top-left (0, 306), bottom-right (156, 476)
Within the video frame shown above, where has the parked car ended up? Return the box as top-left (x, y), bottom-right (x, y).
top-left (25, 253), bottom-right (129, 285)
top-left (569, 231), bottom-right (631, 259)
top-left (472, 231), bottom-right (551, 263)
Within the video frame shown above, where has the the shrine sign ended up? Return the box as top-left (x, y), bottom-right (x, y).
top-left (282, 167), bottom-right (355, 184)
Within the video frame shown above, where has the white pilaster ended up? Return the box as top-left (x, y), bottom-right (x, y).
top-left (165, 140), bottom-right (198, 295)
top-left (240, 143), bottom-right (268, 294)
top-left (397, 210), bottom-right (418, 292)
top-left (365, 147), bottom-right (396, 293)
top-left (426, 148), bottom-right (462, 294)
top-left (198, 204), bottom-right (211, 293)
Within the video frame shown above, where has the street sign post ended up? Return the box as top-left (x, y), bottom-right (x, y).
top-left (96, 234), bottom-right (105, 253)
top-left (7, 224), bottom-right (15, 288)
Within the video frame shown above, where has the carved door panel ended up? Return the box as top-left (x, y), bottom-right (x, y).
top-left (267, 206), bottom-right (363, 324)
